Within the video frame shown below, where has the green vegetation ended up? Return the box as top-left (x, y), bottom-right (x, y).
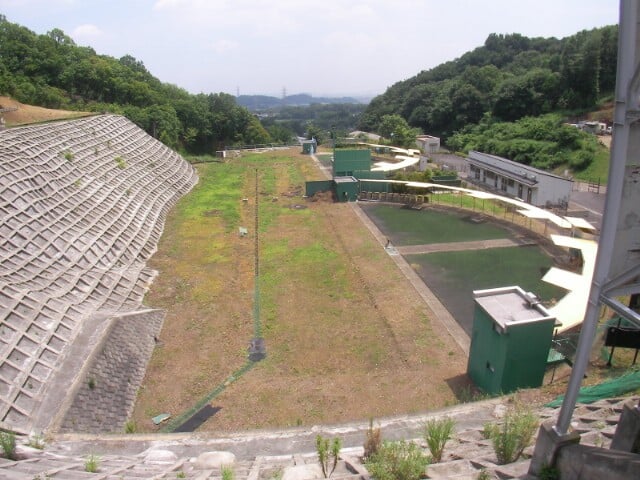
top-left (539, 464), bottom-right (561, 480)
top-left (115, 156), bottom-right (127, 169)
top-left (27, 433), bottom-right (45, 449)
top-left (124, 420), bottom-right (137, 433)
top-left (415, 246), bottom-right (565, 303)
top-left (0, 13), bottom-right (617, 178)
top-left (361, 28), bottom-right (617, 138)
top-left (476, 469), bottom-right (493, 480)
top-left (260, 103), bottom-right (367, 144)
top-left (84, 453), bottom-right (100, 473)
top-left (423, 417), bottom-right (455, 463)
top-left (448, 113), bottom-right (609, 173)
top-left (572, 144), bottom-right (611, 183)
top-left (362, 204), bottom-right (510, 246)
top-left (0, 431), bottom-right (16, 460)
top-left (316, 435), bottom-right (342, 478)
top-left (365, 440), bottom-right (429, 480)
top-left (483, 403), bottom-right (538, 465)
top-left (360, 26), bottom-right (617, 177)
top-left (0, 15), bottom-right (282, 151)
top-left (175, 162), bottom-right (243, 228)
top-left (221, 465), bottom-right (235, 480)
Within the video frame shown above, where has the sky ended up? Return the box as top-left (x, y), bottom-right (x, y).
top-left (0, 0), bottom-right (620, 98)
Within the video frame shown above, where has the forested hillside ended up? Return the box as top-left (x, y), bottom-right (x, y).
top-left (0, 12), bottom-right (618, 169)
top-left (0, 15), bottom-right (277, 152)
top-left (360, 27), bottom-right (618, 141)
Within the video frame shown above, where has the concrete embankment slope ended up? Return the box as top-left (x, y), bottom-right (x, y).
top-left (0, 115), bottom-right (197, 434)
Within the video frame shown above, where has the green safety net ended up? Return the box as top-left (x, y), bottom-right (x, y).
top-left (546, 368), bottom-right (640, 407)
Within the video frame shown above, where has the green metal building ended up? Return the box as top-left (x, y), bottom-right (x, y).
top-left (333, 149), bottom-right (371, 177)
top-left (334, 176), bottom-right (359, 202)
top-left (467, 286), bottom-right (557, 395)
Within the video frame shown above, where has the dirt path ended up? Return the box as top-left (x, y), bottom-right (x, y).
top-left (396, 237), bottom-right (535, 255)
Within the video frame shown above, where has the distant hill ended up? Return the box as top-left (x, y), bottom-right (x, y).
top-left (359, 27), bottom-right (618, 141)
top-left (237, 93), bottom-right (366, 111)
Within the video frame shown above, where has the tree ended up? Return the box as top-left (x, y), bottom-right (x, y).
top-left (378, 114), bottom-right (419, 147)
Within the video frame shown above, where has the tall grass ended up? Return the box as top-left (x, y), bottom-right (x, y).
top-left (483, 403), bottom-right (538, 465)
top-left (365, 440), bottom-right (429, 480)
top-left (423, 417), bottom-right (455, 463)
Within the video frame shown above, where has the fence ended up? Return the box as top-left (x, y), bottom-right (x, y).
top-left (358, 190), bottom-right (587, 240)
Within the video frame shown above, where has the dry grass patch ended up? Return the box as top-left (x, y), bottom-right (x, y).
top-left (133, 149), bottom-right (467, 432)
top-left (0, 96), bottom-right (92, 125)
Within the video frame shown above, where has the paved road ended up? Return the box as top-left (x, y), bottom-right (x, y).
top-left (569, 190), bottom-right (605, 230)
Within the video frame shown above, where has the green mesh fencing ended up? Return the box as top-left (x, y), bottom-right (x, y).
top-left (546, 368), bottom-right (640, 407)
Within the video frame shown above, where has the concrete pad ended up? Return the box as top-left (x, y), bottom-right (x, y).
top-left (282, 464), bottom-right (323, 480)
top-left (194, 451), bottom-right (236, 469)
top-left (143, 449), bottom-right (178, 464)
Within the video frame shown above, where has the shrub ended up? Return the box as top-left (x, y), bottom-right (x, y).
top-left (365, 440), bottom-right (429, 480)
top-left (316, 435), bottom-right (341, 478)
top-left (124, 420), bottom-right (136, 434)
top-left (221, 465), bottom-right (235, 480)
top-left (115, 156), bottom-right (127, 169)
top-left (363, 418), bottom-right (382, 461)
top-left (0, 431), bottom-right (17, 460)
top-left (483, 403), bottom-right (538, 465)
top-left (85, 453), bottom-right (100, 473)
top-left (28, 433), bottom-right (45, 449)
top-left (476, 469), bottom-right (493, 480)
top-left (423, 417), bottom-right (455, 463)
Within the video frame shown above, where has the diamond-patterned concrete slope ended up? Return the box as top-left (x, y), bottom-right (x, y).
top-left (0, 114), bottom-right (198, 433)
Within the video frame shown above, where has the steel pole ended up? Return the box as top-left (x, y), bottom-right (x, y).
top-left (554, 0), bottom-right (638, 435)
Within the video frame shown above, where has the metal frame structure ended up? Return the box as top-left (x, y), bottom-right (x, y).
top-left (554, 0), bottom-right (640, 437)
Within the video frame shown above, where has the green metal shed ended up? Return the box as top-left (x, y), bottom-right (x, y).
top-left (334, 176), bottom-right (359, 202)
top-left (333, 149), bottom-right (371, 177)
top-left (467, 286), bottom-right (556, 395)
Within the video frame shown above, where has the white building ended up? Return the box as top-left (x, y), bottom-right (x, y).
top-left (416, 135), bottom-right (440, 153)
top-left (466, 151), bottom-right (573, 208)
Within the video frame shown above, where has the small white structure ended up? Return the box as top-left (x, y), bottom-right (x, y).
top-left (578, 121), bottom-right (608, 135)
top-left (466, 151), bottom-right (573, 208)
top-left (416, 134), bottom-right (440, 153)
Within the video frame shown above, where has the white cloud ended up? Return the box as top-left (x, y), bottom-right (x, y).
top-left (72, 23), bottom-right (102, 38)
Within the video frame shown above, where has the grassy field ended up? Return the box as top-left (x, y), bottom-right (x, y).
top-left (359, 204), bottom-right (512, 245)
top-left (133, 149), bottom-right (467, 432)
top-left (411, 246), bottom-right (566, 334)
top-left (361, 204), bottom-right (567, 335)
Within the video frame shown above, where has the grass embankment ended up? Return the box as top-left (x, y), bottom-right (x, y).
top-left (133, 149), bottom-right (466, 432)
